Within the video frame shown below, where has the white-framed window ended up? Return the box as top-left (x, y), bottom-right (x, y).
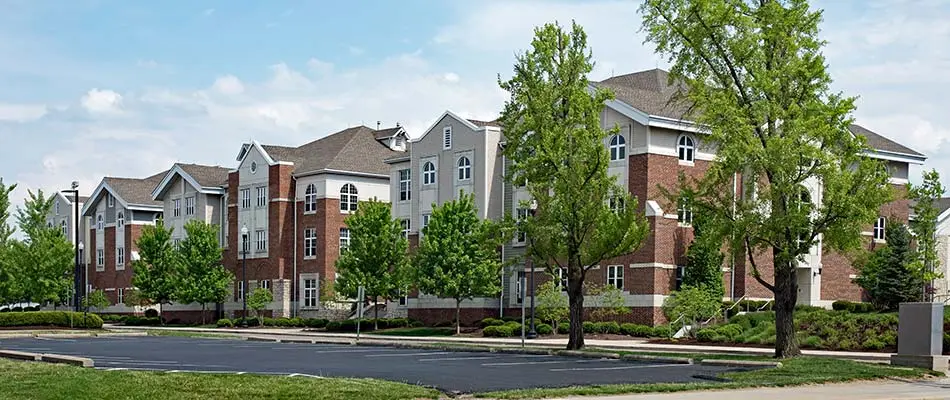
top-left (516, 208), bottom-right (528, 243)
top-left (61, 220), bottom-right (67, 236)
top-left (185, 197), bottom-right (195, 216)
top-left (556, 268), bottom-right (568, 291)
top-left (117, 212), bottom-right (125, 228)
top-left (398, 289), bottom-right (408, 306)
top-left (399, 169), bottom-right (411, 201)
top-left (607, 265), bottom-right (624, 290)
top-left (304, 184), bottom-right (317, 213)
top-left (240, 188), bottom-right (251, 209)
top-left (609, 196), bottom-right (625, 213)
top-left (339, 228), bottom-right (350, 252)
top-left (47, 221), bottom-right (53, 229)
top-left (173, 199), bottom-right (181, 217)
top-left (609, 134), bottom-right (626, 161)
top-left (96, 249), bottom-right (104, 271)
top-left (443, 126), bottom-right (452, 149)
top-left (304, 228), bottom-right (317, 258)
top-left (260, 280), bottom-right (271, 292)
top-left (873, 217), bottom-right (886, 241)
top-left (675, 265), bottom-right (685, 290)
top-left (677, 199), bottom-right (693, 225)
top-left (107, 194), bottom-right (115, 208)
top-left (237, 281), bottom-right (245, 301)
top-left (401, 219), bottom-right (411, 239)
top-left (303, 279), bottom-right (318, 308)
top-left (256, 187), bottom-right (267, 208)
top-left (255, 230), bottom-right (266, 251)
top-left (117, 288), bottom-right (124, 304)
top-left (340, 184), bottom-right (358, 212)
top-left (423, 162), bottom-right (436, 185)
top-left (677, 135), bottom-right (695, 162)
top-left (421, 214), bottom-right (431, 235)
top-left (97, 214), bottom-right (103, 230)
top-left (116, 247), bottom-right (125, 269)
top-left (457, 157), bottom-right (472, 181)
top-left (249, 161), bottom-right (258, 174)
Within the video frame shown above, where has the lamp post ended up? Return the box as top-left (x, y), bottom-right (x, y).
top-left (241, 224), bottom-right (249, 327)
top-left (62, 182), bottom-right (81, 312)
top-left (78, 241), bottom-right (85, 320)
top-left (526, 199), bottom-right (538, 339)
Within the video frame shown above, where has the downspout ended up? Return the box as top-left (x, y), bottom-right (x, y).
top-left (292, 176), bottom-right (298, 318)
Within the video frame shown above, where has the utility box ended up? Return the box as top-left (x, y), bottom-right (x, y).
top-left (890, 302), bottom-right (948, 373)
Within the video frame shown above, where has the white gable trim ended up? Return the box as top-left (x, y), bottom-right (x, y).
top-left (864, 149), bottom-right (926, 165)
top-left (82, 180), bottom-right (162, 217)
top-left (413, 110), bottom-right (484, 144)
top-left (151, 165), bottom-right (226, 201)
top-left (235, 140), bottom-right (279, 166)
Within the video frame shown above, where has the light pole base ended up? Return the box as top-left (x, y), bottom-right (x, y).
top-left (526, 330), bottom-right (538, 339)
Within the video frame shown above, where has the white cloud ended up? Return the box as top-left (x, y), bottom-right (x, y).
top-left (80, 89), bottom-right (123, 113)
top-left (212, 75), bottom-right (245, 95)
top-left (307, 58), bottom-right (334, 75)
top-left (0, 103), bottom-right (47, 122)
top-left (443, 72), bottom-right (460, 83)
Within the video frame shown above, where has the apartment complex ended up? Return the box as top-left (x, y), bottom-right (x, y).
top-left (391, 69), bottom-right (927, 326)
top-left (45, 192), bottom-right (91, 262)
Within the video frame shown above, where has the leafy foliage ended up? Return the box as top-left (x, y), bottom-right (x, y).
top-left (132, 220), bottom-right (179, 309)
top-left (586, 283), bottom-right (629, 321)
top-left (855, 221), bottom-right (921, 310)
top-left (246, 288), bottom-right (273, 325)
top-left (8, 189), bottom-right (74, 305)
top-left (414, 193), bottom-right (511, 334)
top-left (683, 225), bottom-right (725, 299)
top-left (641, 0), bottom-right (892, 358)
top-left (174, 220), bottom-right (233, 324)
top-left (663, 286), bottom-right (722, 335)
top-left (497, 21), bottom-right (649, 349)
top-left (535, 280), bottom-right (568, 332)
top-left (0, 179), bottom-right (16, 305)
top-left (909, 169), bottom-right (945, 299)
top-left (82, 289), bottom-right (111, 311)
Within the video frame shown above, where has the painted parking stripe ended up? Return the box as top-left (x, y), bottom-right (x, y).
top-left (482, 360), bottom-right (576, 366)
top-left (365, 352), bottom-right (451, 358)
top-left (310, 349), bottom-right (384, 354)
top-left (36, 337), bottom-right (76, 342)
top-left (417, 356), bottom-right (497, 362)
top-left (549, 363), bottom-right (690, 372)
top-left (288, 373), bottom-right (326, 379)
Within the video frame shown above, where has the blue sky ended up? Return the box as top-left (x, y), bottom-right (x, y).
top-left (1, 0), bottom-right (949, 211)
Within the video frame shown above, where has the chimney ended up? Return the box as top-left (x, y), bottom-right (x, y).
top-left (377, 121), bottom-right (381, 130)
top-left (396, 122), bottom-right (401, 128)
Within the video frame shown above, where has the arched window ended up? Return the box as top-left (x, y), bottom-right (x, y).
top-left (117, 212), bottom-right (125, 228)
top-left (61, 220), bottom-right (67, 236)
top-left (609, 135), bottom-right (626, 161)
top-left (47, 221), bottom-right (53, 228)
top-left (304, 184), bottom-right (317, 213)
top-left (677, 135), bottom-right (695, 162)
top-left (457, 157), bottom-right (472, 181)
top-left (97, 215), bottom-right (103, 230)
top-left (873, 217), bottom-right (886, 241)
top-left (423, 161), bottom-right (436, 185)
top-left (340, 184), bottom-right (358, 212)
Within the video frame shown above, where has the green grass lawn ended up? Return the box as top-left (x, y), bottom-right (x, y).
top-left (0, 359), bottom-right (441, 400)
top-left (479, 357), bottom-right (936, 399)
top-left (372, 327), bottom-right (456, 337)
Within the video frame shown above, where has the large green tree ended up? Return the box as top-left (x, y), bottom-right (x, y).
top-left (335, 199), bottom-right (410, 329)
top-left (642, 0), bottom-right (892, 357)
top-left (132, 219), bottom-right (179, 320)
top-left (0, 179), bottom-right (17, 305)
top-left (498, 22), bottom-right (649, 349)
top-left (414, 193), bottom-right (511, 334)
top-left (855, 220), bottom-right (919, 310)
top-left (909, 169), bottom-right (945, 301)
top-left (683, 223), bottom-right (725, 299)
top-left (11, 190), bottom-right (74, 306)
top-left (175, 220), bottom-right (234, 324)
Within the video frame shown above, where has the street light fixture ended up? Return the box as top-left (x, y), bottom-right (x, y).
top-left (241, 224), bottom-right (249, 327)
top-left (62, 181), bottom-right (81, 313)
top-left (78, 241), bottom-right (86, 321)
top-left (526, 199), bottom-right (539, 339)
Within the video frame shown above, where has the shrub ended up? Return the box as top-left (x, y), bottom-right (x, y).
top-left (233, 317), bottom-right (260, 327)
top-left (326, 321), bottom-right (342, 331)
top-left (410, 320), bottom-right (425, 328)
top-left (504, 321), bottom-right (523, 333)
top-left (620, 323), bottom-right (653, 337)
top-left (480, 318), bottom-right (505, 328)
top-left (483, 325), bottom-right (514, 337)
top-left (124, 316), bottom-right (161, 327)
top-left (262, 318), bottom-right (276, 326)
top-left (304, 318), bottom-right (329, 328)
top-left (652, 326), bottom-right (671, 338)
top-left (216, 318), bottom-right (234, 328)
top-left (144, 309), bottom-right (159, 318)
top-left (794, 305), bottom-right (825, 313)
top-left (434, 320), bottom-right (454, 328)
top-left (388, 318), bottom-right (410, 328)
top-left (557, 322), bottom-right (570, 334)
top-left (714, 324), bottom-right (743, 340)
top-left (802, 335), bottom-right (823, 348)
top-left (0, 311), bottom-right (103, 329)
top-left (862, 338), bottom-right (885, 351)
top-left (600, 321), bottom-right (621, 334)
top-left (695, 328), bottom-right (717, 342)
top-left (582, 321), bottom-right (597, 334)
top-left (535, 323), bottom-right (553, 335)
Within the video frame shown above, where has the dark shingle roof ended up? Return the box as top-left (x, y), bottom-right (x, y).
top-left (468, 119), bottom-right (500, 128)
top-left (935, 198), bottom-right (950, 215)
top-left (258, 125), bottom-right (404, 177)
top-left (103, 170), bottom-right (168, 207)
top-left (848, 124), bottom-right (924, 157)
top-left (65, 194), bottom-right (89, 204)
top-left (177, 163), bottom-right (230, 188)
top-left (374, 127), bottom-right (402, 140)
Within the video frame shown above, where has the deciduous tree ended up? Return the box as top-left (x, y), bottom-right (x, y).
top-left (642, 0), bottom-right (892, 357)
top-left (909, 169), bottom-right (945, 300)
top-left (175, 220), bottom-right (233, 324)
top-left (0, 179), bottom-right (17, 305)
top-left (83, 289), bottom-right (111, 312)
top-left (11, 190), bottom-right (73, 306)
top-left (535, 280), bottom-right (568, 333)
top-left (132, 220), bottom-right (179, 321)
top-left (246, 287), bottom-right (273, 325)
top-left (498, 21), bottom-right (649, 349)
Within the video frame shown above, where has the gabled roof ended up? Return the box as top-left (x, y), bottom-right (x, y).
top-left (83, 170), bottom-right (168, 215)
top-left (374, 126), bottom-right (405, 140)
top-left (151, 163), bottom-right (230, 200)
top-left (56, 192), bottom-right (88, 205)
top-left (468, 119), bottom-right (500, 128)
top-left (848, 124), bottom-right (925, 158)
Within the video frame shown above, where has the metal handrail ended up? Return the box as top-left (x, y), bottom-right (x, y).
top-left (757, 299), bottom-right (773, 312)
top-left (669, 314), bottom-right (686, 339)
top-left (726, 295), bottom-right (748, 313)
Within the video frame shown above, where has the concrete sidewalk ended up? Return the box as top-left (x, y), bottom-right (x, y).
top-left (558, 378), bottom-right (950, 400)
top-left (107, 325), bottom-right (891, 362)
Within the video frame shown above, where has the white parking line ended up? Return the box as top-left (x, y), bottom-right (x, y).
top-left (365, 352), bottom-right (450, 358)
top-left (288, 373), bottom-right (326, 379)
top-left (106, 368), bottom-right (128, 371)
top-left (549, 363), bottom-right (690, 372)
top-left (417, 356), bottom-right (496, 362)
top-left (482, 360), bottom-right (575, 366)
top-left (310, 349), bottom-right (382, 354)
top-left (36, 337), bottom-right (76, 342)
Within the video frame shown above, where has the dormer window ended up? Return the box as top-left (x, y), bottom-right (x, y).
top-left (443, 126), bottom-right (452, 150)
top-left (609, 134), bottom-right (626, 161)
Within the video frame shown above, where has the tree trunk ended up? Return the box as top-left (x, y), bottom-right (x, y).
top-left (566, 275), bottom-right (585, 350)
top-left (456, 299), bottom-right (462, 335)
top-left (773, 255), bottom-right (801, 358)
top-left (201, 303), bottom-right (207, 325)
top-left (374, 298), bottom-right (379, 330)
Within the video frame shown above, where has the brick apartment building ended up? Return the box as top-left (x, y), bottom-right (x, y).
top-left (391, 69), bottom-right (927, 326)
top-left (223, 124), bottom-right (408, 318)
top-left (82, 171), bottom-right (167, 306)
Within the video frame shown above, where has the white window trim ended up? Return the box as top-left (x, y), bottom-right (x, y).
top-left (304, 228), bottom-right (317, 259)
top-left (173, 198), bottom-right (181, 217)
top-left (457, 156), bottom-right (472, 181)
top-left (302, 278), bottom-right (319, 309)
top-left (185, 197), bottom-right (195, 216)
top-left (116, 247), bottom-right (125, 270)
top-left (256, 230), bottom-right (267, 251)
top-left (304, 184), bottom-right (318, 214)
top-left (398, 169), bottom-right (411, 202)
top-left (607, 264), bottom-right (624, 290)
top-left (609, 134), bottom-right (626, 161)
top-left (96, 249), bottom-right (105, 272)
top-left (677, 135), bottom-right (695, 163)
top-left (422, 161), bottom-right (437, 186)
top-left (873, 217), bottom-right (886, 242)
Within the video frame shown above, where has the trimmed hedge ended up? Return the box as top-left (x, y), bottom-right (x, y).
top-left (695, 328), bottom-right (717, 342)
top-left (479, 318), bottom-right (505, 328)
top-left (322, 318), bottom-right (417, 332)
top-left (556, 322), bottom-right (569, 334)
top-left (0, 311), bottom-right (103, 329)
top-left (831, 301), bottom-right (876, 313)
top-left (124, 316), bottom-right (161, 326)
top-left (535, 323), bottom-right (553, 335)
top-left (483, 325), bottom-right (515, 337)
top-left (216, 318), bottom-right (234, 328)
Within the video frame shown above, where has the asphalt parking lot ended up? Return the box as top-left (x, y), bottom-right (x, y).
top-left (0, 336), bottom-right (757, 393)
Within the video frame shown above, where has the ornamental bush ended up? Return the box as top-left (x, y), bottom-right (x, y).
top-left (483, 325), bottom-right (514, 337)
top-left (620, 323), bottom-right (654, 337)
top-left (304, 318), bottom-right (329, 328)
top-left (695, 328), bottom-right (717, 342)
top-left (0, 311), bottom-right (103, 329)
top-left (535, 323), bottom-right (553, 335)
top-left (144, 309), bottom-right (159, 318)
top-left (480, 318), bottom-right (505, 328)
top-left (652, 326), bottom-right (672, 338)
top-left (216, 318), bottom-right (234, 328)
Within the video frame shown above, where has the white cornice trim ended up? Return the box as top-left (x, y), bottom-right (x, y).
top-left (413, 110), bottom-right (484, 144)
top-left (293, 168), bottom-right (389, 179)
top-left (864, 150), bottom-right (926, 165)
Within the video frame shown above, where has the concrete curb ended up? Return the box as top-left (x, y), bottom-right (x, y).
top-left (622, 354), bottom-right (694, 364)
top-left (40, 354), bottom-right (95, 367)
top-left (699, 359), bottom-right (782, 368)
top-left (556, 350), bottom-right (621, 359)
top-left (94, 332), bottom-right (148, 337)
top-left (0, 350), bottom-right (42, 361)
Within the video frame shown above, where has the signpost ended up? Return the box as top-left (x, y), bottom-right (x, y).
top-left (520, 275), bottom-right (526, 348)
top-left (356, 286), bottom-right (365, 343)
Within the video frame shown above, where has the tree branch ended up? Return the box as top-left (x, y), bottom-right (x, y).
top-left (745, 236), bottom-right (776, 292)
